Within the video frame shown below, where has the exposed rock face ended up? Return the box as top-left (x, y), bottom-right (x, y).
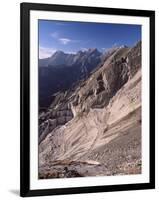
top-left (39, 91), bottom-right (74, 144)
top-left (39, 41), bottom-right (142, 178)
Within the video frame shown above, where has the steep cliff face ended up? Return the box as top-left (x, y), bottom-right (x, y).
top-left (39, 42), bottom-right (141, 178)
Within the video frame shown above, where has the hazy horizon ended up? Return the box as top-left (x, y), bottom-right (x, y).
top-left (39, 20), bottom-right (141, 59)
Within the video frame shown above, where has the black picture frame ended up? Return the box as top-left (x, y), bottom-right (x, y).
top-left (20, 2), bottom-right (155, 197)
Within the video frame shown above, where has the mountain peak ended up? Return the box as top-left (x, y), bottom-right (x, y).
top-left (52, 50), bottom-right (65, 56)
top-left (119, 45), bottom-right (128, 49)
top-left (88, 48), bottom-right (98, 53)
top-left (77, 50), bottom-right (85, 55)
top-left (87, 48), bottom-right (101, 57)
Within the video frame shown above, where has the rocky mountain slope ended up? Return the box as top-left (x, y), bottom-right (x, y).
top-left (39, 41), bottom-right (141, 178)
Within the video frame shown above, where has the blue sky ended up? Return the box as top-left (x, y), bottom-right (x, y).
top-left (39, 20), bottom-right (141, 59)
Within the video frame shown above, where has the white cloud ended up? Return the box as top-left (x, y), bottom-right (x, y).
top-left (50, 32), bottom-right (79, 45)
top-left (81, 47), bottom-right (88, 52)
top-left (66, 51), bottom-right (76, 54)
top-left (112, 43), bottom-right (118, 47)
top-left (50, 32), bottom-right (59, 39)
top-left (101, 47), bottom-right (109, 52)
top-left (39, 46), bottom-right (56, 59)
top-left (59, 38), bottom-right (71, 45)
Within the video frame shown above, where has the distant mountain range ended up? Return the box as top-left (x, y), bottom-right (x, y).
top-left (39, 48), bottom-right (110, 108)
top-left (39, 48), bottom-right (101, 67)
